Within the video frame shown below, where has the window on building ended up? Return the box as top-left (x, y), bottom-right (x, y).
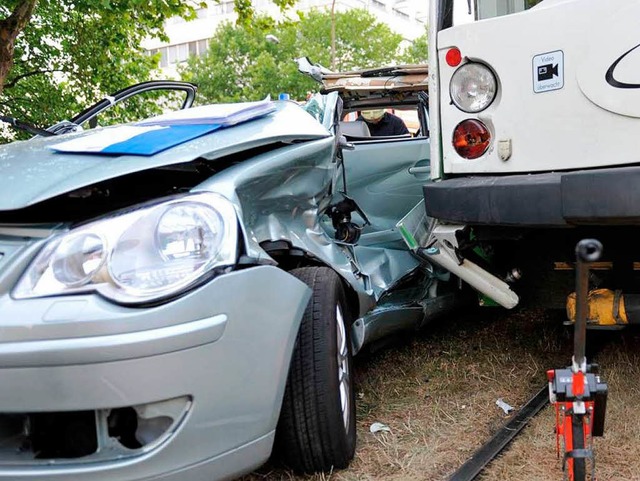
top-left (148, 38), bottom-right (211, 69)
top-left (197, 39), bottom-right (209, 55)
top-left (168, 45), bottom-right (178, 64)
top-left (159, 48), bottom-right (169, 68)
top-left (177, 43), bottom-right (189, 62)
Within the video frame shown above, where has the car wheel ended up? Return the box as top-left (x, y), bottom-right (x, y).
top-left (275, 266), bottom-right (356, 473)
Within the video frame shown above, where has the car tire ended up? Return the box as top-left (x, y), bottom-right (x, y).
top-left (275, 266), bottom-right (356, 473)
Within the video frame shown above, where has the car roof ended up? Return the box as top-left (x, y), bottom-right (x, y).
top-left (296, 58), bottom-right (428, 100)
top-left (320, 64), bottom-right (429, 94)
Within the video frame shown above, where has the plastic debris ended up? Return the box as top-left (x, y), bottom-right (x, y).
top-left (496, 398), bottom-right (514, 414)
top-left (369, 422), bottom-right (391, 434)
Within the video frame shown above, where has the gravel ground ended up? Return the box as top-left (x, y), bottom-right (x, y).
top-left (244, 307), bottom-right (640, 481)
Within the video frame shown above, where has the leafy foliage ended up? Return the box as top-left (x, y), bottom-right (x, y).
top-left (0, 0), bottom-right (202, 142)
top-left (181, 9), bottom-right (406, 103)
top-left (233, 0), bottom-right (298, 25)
top-left (400, 27), bottom-right (428, 64)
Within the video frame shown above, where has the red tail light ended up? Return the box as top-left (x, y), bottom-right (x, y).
top-left (452, 119), bottom-right (491, 159)
top-left (446, 47), bottom-right (462, 67)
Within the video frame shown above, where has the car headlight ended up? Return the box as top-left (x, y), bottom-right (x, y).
top-left (13, 193), bottom-right (238, 304)
top-left (449, 63), bottom-right (497, 113)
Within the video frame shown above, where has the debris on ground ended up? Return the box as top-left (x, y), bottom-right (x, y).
top-left (496, 398), bottom-right (514, 414)
top-left (369, 422), bottom-right (391, 434)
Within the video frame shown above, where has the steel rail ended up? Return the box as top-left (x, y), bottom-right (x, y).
top-left (447, 384), bottom-right (549, 481)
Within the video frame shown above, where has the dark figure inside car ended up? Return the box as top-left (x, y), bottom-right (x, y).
top-left (357, 109), bottom-right (409, 136)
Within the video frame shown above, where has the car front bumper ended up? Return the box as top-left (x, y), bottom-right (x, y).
top-left (0, 264), bottom-right (310, 481)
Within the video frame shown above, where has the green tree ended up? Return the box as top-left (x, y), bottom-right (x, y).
top-left (0, 1), bottom-right (36, 96)
top-left (233, 0), bottom-right (298, 26)
top-left (0, 0), bottom-right (205, 141)
top-left (181, 9), bottom-right (405, 103)
top-left (400, 28), bottom-right (428, 64)
top-left (0, 0), bottom-right (298, 97)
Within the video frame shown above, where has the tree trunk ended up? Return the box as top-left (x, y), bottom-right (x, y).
top-left (0, 0), bottom-right (38, 97)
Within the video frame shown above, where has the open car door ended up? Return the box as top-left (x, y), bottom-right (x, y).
top-left (71, 81), bottom-right (197, 129)
top-left (338, 95), bottom-right (431, 297)
top-left (2, 81), bottom-right (198, 138)
top-left (340, 120), bottom-right (430, 249)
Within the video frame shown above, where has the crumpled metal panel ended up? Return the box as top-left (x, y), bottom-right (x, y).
top-left (351, 246), bottom-right (421, 294)
top-left (195, 134), bottom-right (425, 316)
top-left (194, 134), bottom-right (382, 316)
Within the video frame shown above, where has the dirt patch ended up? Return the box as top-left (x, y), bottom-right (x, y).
top-left (244, 308), bottom-right (640, 480)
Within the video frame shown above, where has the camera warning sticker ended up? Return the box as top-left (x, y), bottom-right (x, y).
top-left (533, 50), bottom-right (564, 93)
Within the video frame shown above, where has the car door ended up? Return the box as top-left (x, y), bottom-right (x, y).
top-left (339, 98), bottom-right (430, 250)
top-left (341, 134), bottom-right (430, 248)
top-left (69, 81), bottom-right (197, 131)
top-left (328, 102), bottom-right (432, 297)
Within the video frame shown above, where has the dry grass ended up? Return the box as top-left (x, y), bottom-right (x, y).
top-left (483, 328), bottom-right (640, 481)
top-left (243, 308), bottom-right (640, 481)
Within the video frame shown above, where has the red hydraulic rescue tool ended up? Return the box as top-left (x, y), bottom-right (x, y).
top-left (547, 239), bottom-right (609, 481)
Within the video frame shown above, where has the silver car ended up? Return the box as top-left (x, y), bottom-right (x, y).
top-left (0, 65), bottom-right (457, 480)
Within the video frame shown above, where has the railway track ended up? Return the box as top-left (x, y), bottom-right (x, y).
top-left (447, 384), bottom-right (550, 481)
top-left (448, 325), bottom-right (612, 481)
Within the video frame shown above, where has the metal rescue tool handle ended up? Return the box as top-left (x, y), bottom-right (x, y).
top-left (574, 239), bottom-right (603, 368)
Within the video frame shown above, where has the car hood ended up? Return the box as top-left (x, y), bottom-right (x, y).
top-left (0, 101), bottom-right (330, 211)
